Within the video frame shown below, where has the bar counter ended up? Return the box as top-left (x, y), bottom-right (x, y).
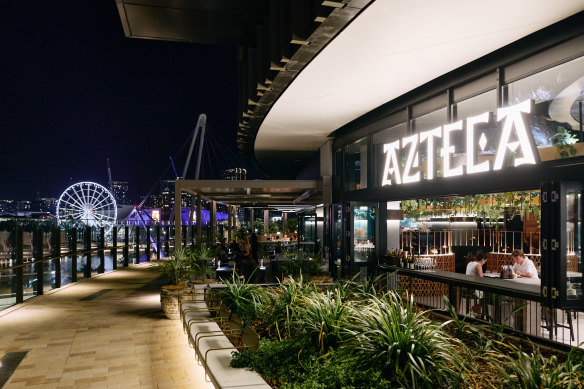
top-left (379, 264), bottom-right (541, 301)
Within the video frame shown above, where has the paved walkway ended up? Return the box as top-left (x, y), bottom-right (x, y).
top-left (0, 263), bottom-right (214, 389)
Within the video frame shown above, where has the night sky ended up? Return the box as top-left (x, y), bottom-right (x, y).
top-left (0, 1), bottom-right (248, 203)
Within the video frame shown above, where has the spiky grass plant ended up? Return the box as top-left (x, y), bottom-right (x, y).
top-left (344, 291), bottom-right (467, 388)
top-left (218, 272), bottom-right (266, 325)
top-left (148, 247), bottom-right (190, 285)
top-left (486, 342), bottom-right (584, 388)
top-left (259, 275), bottom-right (318, 339)
top-left (291, 288), bottom-right (349, 352)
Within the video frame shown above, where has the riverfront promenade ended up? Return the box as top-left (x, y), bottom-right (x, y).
top-left (0, 263), bottom-right (213, 388)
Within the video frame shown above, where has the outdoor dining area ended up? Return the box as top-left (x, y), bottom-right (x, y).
top-left (379, 190), bottom-right (583, 347)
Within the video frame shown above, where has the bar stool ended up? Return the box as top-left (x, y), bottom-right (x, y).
top-left (541, 307), bottom-right (574, 341)
top-left (460, 288), bottom-right (481, 315)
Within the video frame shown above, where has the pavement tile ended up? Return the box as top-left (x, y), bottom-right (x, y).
top-left (0, 263), bottom-right (213, 389)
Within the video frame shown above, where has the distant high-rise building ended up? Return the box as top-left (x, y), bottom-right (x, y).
top-left (222, 168), bottom-right (247, 180)
top-left (17, 200), bottom-right (32, 212)
top-left (144, 193), bottom-right (162, 209)
top-left (0, 200), bottom-right (16, 214)
top-left (32, 197), bottom-right (56, 214)
top-left (159, 179), bottom-right (192, 221)
top-left (111, 181), bottom-right (129, 204)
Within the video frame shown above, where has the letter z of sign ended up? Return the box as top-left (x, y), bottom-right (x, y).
top-left (402, 134), bottom-right (420, 184)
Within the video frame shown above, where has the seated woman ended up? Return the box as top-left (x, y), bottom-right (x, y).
top-left (466, 250), bottom-right (487, 278)
top-left (465, 250), bottom-right (487, 313)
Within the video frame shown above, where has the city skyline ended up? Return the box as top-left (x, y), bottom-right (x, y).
top-left (0, 2), bottom-right (249, 202)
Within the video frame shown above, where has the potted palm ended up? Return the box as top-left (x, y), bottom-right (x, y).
top-left (150, 247), bottom-right (194, 319)
top-left (186, 241), bottom-right (216, 283)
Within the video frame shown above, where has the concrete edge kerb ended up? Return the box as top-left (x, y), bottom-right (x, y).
top-left (189, 284), bottom-right (271, 389)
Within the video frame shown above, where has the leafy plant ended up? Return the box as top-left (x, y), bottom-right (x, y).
top-left (235, 226), bottom-right (249, 240)
top-left (443, 296), bottom-right (493, 355)
top-left (231, 338), bottom-right (393, 389)
top-left (231, 337), bottom-right (317, 386)
top-left (254, 219), bottom-right (265, 234)
top-left (343, 292), bottom-right (467, 388)
top-left (281, 249), bottom-right (322, 276)
top-left (186, 241), bottom-right (215, 279)
top-left (486, 341), bottom-right (584, 388)
top-left (551, 126), bottom-right (578, 159)
top-left (269, 220), bottom-right (281, 234)
top-left (286, 218), bottom-right (298, 233)
top-left (148, 247), bottom-right (190, 285)
top-left (263, 275), bottom-right (318, 339)
top-left (291, 288), bottom-right (349, 352)
top-left (218, 272), bottom-right (266, 325)
top-left (484, 301), bottom-right (526, 343)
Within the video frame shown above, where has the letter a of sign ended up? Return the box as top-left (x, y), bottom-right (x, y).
top-left (493, 100), bottom-right (536, 170)
top-left (382, 140), bottom-right (401, 185)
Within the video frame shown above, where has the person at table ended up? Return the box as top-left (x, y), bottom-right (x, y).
top-left (466, 250), bottom-right (487, 278)
top-left (465, 250), bottom-right (487, 313)
top-left (215, 242), bottom-right (227, 264)
top-left (239, 237), bottom-right (258, 282)
top-left (511, 249), bottom-right (539, 279)
top-left (228, 240), bottom-right (241, 257)
top-left (241, 237), bottom-right (252, 258)
top-left (250, 230), bottom-right (259, 261)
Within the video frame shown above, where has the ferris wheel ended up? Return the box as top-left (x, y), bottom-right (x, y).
top-left (56, 182), bottom-right (117, 233)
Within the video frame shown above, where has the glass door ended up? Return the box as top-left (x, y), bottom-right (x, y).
top-left (353, 203), bottom-right (376, 263)
top-left (541, 181), bottom-right (584, 309)
top-left (561, 182), bottom-right (583, 307)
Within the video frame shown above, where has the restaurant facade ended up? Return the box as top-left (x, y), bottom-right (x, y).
top-left (321, 12), bottom-right (584, 344)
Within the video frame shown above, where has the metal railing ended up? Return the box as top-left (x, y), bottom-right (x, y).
top-left (0, 224), bottom-right (176, 311)
top-left (382, 267), bottom-right (581, 349)
top-left (401, 228), bottom-right (541, 255)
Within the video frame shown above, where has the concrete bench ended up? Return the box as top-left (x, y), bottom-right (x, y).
top-left (182, 285), bottom-right (270, 389)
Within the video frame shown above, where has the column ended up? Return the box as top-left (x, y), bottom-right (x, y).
top-left (283, 212), bottom-right (288, 236)
top-left (264, 210), bottom-right (270, 235)
top-left (211, 201), bottom-right (217, 243)
top-left (227, 204), bottom-right (232, 242)
top-left (196, 196), bottom-right (202, 242)
top-left (174, 180), bottom-right (182, 249)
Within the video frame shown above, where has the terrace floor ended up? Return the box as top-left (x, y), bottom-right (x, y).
top-left (0, 262), bottom-right (213, 389)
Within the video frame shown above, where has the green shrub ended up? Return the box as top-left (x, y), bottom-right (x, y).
top-left (231, 339), bottom-right (392, 389)
top-left (231, 337), bottom-right (316, 385)
top-left (487, 342), bottom-right (584, 388)
top-left (343, 292), bottom-right (467, 388)
top-left (291, 288), bottom-right (349, 352)
top-left (148, 247), bottom-right (190, 285)
top-left (218, 273), bottom-right (265, 325)
top-left (254, 276), bottom-right (318, 339)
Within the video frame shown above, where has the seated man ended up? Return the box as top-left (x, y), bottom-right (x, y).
top-left (511, 249), bottom-right (539, 279)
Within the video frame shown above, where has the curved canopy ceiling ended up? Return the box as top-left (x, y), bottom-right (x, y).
top-left (254, 0), bottom-right (584, 171)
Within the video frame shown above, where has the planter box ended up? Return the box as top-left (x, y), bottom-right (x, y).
top-left (160, 285), bottom-right (193, 320)
top-left (310, 275), bottom-right (333, 283)
top-left (538, 143), bottom-right (584, 161)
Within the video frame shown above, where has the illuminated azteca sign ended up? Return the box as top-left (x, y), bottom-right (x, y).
top-left (381, 99), bottom-right (537, 186)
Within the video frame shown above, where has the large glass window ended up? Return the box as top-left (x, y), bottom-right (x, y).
top-left (451, 90), bottom-right (499, 169)
top-left (373, 123), bottom-right (406, 187)
top-left (344, 137), bottom-right (367, 191)
top-left (506, 55), bottom-right (584, 150)
top-left (411, 108), bottom-right (448, 178)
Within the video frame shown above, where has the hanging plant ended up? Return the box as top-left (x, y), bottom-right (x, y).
top-left (550, 126), bottom-right (578, 159)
